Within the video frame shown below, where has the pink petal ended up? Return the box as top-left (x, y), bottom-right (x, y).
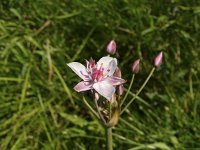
top-left (67, 62), bottom-right (89, 81)
top-left (74, 81), bottom-right (93, 92)
top-left (103, 76), bottom-right (126, 86)
top-left (93, 81), bottom-right (115, 100)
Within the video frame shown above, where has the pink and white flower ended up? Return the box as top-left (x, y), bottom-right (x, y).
top-left (67, 56), bottom-right (126, 100)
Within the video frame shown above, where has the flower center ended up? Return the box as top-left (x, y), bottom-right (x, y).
top-left (91, 63), bottom-right (104, 81)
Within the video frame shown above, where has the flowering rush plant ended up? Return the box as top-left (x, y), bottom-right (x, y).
top-left (67, 40), bottom-right (163, 150)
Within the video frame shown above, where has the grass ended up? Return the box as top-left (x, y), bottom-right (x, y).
top-left (0, 0), bottom-right (200, 149)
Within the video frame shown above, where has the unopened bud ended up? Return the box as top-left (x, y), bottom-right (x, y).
top-left (95, 92), bottom-right (100, 100)
top-left (154, 52), bottom-right (163, 68)
top-left (117, 85), bottom-right (124, 96)
top-left (113, 67), bottom-right (121, 78)
top-left (114, 68), bottom-right (125, 95)
top-left (132, 59), bottom-right (140, 74)
top-left (107, 40), bottom-right (116, 55)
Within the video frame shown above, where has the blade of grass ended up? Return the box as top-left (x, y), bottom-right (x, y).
top-left (71, 27), bottom-right (96, 61)
top-left (53, 65), bottom-right (74, 105)
top-left (0, 77), bottom-right (22, 82)
top-left (18, 66), bottom-right (31, 112)
top-left (55, 11), bottom-right (81, 19)
top-left (119, 118), bottom-right (144, 135)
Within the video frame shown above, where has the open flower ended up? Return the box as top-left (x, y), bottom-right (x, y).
top-left (67, 56), bottom-right (126, 100)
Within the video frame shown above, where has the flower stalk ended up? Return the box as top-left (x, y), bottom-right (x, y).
top-left (82, 96), bottom-right (99, 119)
top-left (94, 98), bottom-right (107, 125)
top-left (121, 67), bottom-right (155, 114)
top-left (120, 74), bottom-right (135, 106)
top-left (106, 127), bottom-right (113, 150)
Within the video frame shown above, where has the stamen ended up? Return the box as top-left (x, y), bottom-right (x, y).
top-left (101, 72), bottom-right (104, 77)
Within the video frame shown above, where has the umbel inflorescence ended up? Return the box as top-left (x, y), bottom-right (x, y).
top-left (67, 40), bottom-right (163, 150)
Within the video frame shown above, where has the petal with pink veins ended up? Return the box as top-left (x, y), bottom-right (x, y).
top-left (104, 76), bottom-right (126, 86)
top-left (67, 62), bottom-right (89, 81)
top-left (93, 81), bottom-right (115, 100)
top-left (74, 81), bottom-right (93, 92)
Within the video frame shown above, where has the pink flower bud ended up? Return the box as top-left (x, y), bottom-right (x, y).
top-left (154, 52), bottom-right (163, 68)
top-left (107, 40), bottom-right (116, 55)
top-left (113, 67), bottom-right (121, 78)
top-left (113, 68), bottom-right (125, 95)
top-left (132, 59), bottom-right (140, 74)
top-left (117, 85), bottom-right (124, 95)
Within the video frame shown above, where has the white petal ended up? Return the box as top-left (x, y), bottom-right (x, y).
top-left (93, 81), bottom-right (115, 100)
top-left (97, 56), bottom-right (117, 76)
top-left (97, 56), bottom-right (117, 69)
top-left (67, 62), bottom-right (89, 81)
top-left (105, 59), bottom-right (117, 76)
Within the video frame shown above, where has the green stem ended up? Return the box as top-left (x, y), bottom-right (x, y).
top-left (121, 67), bottom-right (155, 115)
top-left (120, 74), bottom-right (135, 106)
top-left (109, 101), bottom-right (112, 120)
top-left (83, 96), bottom-right (99, 119)
top-left (106, 127), bottom-right (113, 150)
top-left (94, 98), bottom-right (107, 125)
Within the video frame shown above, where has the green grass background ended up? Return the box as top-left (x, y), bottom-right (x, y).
top-left (0, 0), bottom-right (200, 149)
